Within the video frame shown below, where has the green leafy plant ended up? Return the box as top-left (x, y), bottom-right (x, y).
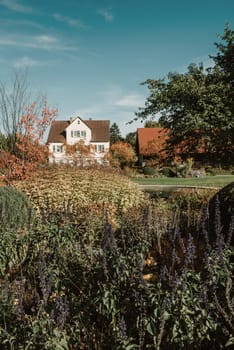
top-left (0, 186), bottom-right (34, 231)
top-left (143, 167), bottom-right (156, 176)
top-left (0, 178), bottom-right (233, 349)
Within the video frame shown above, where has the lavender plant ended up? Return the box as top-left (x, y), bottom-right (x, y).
top-left (0, 187), bottom-right (233, 349)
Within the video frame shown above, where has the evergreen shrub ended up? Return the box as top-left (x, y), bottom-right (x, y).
top-left (0, 186), bottom-right (34, 231)
top-left (143, 166), bottom-right (156, 176)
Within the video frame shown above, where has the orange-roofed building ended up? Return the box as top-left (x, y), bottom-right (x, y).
top-left (136, 128), bottom-right (170, 160)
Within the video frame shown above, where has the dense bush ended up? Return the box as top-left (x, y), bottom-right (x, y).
top-left (13, 167), bottom-right (147, 226)
top-left (143, 166), bottom-right (156, 176)
top-left (1, 174), bottom-right (233, 349)
top-left (0, 190), bottom-right (233, 349)
top-left (160, 167), bottom-right (177, 178)
top-left (0, 186), bottom-right (34, 231)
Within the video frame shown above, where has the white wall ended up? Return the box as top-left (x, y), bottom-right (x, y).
top-left (91, 142), bottom-right (109, 153)
top-left (48, 118), bottom-right (110, 164)
top-left (66, 118), bottom-right (91, 145)
top-left (48, 142), bottom-right (65, 163)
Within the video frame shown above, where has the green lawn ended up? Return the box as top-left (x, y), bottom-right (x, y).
top-left (131, 175), bottom-right (234, 188)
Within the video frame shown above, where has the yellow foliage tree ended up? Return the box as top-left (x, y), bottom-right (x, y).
top-left (110, 141), bottom-right (136, 168)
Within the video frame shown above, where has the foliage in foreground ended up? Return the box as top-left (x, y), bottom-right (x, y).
top-left (13, 167), bottom-right (147, 227)
top-left (0, 186), bottom-right (34, 231)
top-left (0, 190), bottom-right (233, 349)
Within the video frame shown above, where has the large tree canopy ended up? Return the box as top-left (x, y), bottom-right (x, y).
top-left (211, 23), bottom-right (234, 143)
top-left (135, 25), bottom-right (234, 164)
top-left (212, 23), bottom-right (234, 89)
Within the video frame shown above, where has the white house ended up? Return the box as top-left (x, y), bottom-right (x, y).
top-left (47, 116), bottom-right (110, 164)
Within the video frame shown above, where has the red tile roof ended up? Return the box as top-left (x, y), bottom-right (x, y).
top-left (47, 118), bottom-right (110, 144)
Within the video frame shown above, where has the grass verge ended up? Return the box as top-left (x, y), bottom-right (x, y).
top-left (131, 174), bottom-right (234, 188)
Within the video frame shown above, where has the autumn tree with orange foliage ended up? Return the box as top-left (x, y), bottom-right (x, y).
top-left (110, 141), bottom-right (136, 168)
top-left (0, 100), bottom-right (57, 183)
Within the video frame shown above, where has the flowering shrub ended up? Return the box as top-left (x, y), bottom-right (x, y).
top-left (14, 167), bottom-right (147, 226)
top-left (0, 180), bottom-right (233, 349)
top-left (0, 200), bottom-right (233, 349)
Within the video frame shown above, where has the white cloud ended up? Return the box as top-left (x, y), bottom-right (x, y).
top-left (97, 8), bottom-right (114, 22)
top-left (0, 0), bottom-right (32, 13)
top-left (53, 13), bottom-right (88, 29)
top-left (13, 56), bottom-right (44, 68)
top-left (77, 106), bottom-right (142, 136)
top-left (0, 33), bottom-right (79, 52)
top-left (114, 94), bottom-right (145, 108)
top-left (71, 87), bottom-right (146, 136)
top-left (35, 35), bottom-right (58, 44)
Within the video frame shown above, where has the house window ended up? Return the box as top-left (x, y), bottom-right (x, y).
top-left (53, 145), bottom-right (62, 153)
top-left (71, 130), bottom-right (81, 138)
top-left (81, 130), bottom-right (86, 138)
top-left (95, 144), bottom-right (105, 153)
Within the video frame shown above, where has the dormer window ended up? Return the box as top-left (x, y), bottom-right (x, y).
top-left (71, 130), bottom-right (86, 138)
top-left (71, 130), bottom-right (80, 138)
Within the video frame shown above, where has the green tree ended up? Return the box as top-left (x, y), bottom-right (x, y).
top-left (212, 23), bottom-right (234, 88)
top-left (124, 131), bottom-right (136, 149)
top-left (144, 120), bottom-right (161, 128)
top-left (110, 122), bottom-right (122, 145)
top-left (211, 23), bottom-right (234, 147)
top-left (135, 26), bottom-right (234, 164)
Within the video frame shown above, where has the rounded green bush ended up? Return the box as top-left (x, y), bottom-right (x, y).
top-left (143, 166), bottom-right (156, 176)
top-left (0, 186), bottom-right (34, 231)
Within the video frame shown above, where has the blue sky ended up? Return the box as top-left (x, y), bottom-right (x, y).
top-left (0, 0), bottom-right (233, 136)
